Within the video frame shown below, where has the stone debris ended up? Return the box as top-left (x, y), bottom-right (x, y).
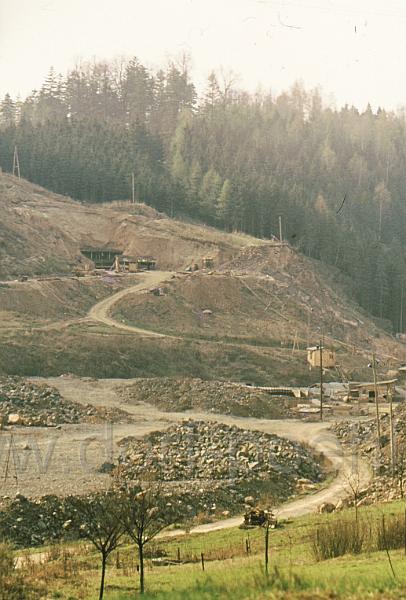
top-left (318, 502), bottom-right (335, 514)
top-left (0, 419), bottom-right (323, 547)
top-left (121, 377), bottom-right (291, 419)
top-left (117, 419), bottom-right (323, 509)
top-left (332, 403), bottom-right (406, 505)
top-left (0, 377), bottom-right (132, 427)
top-left (0, 494), bottom-right (73, 547)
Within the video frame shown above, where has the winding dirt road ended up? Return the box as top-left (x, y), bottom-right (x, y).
top-left (20, 273), bottom-right (373, 539)
top-left (187, 419), bottom-right (370, 533)
top-left (87, 270), bottom-right (175, 337)
top-left (17, 374), bottom-right (373, 536)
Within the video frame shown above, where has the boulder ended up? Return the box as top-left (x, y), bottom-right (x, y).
top-left (8, 413), bottom-right (22, 425)
top-left (318, 502), bottom-right (335, 514)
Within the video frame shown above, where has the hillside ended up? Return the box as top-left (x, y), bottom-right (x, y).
top-left (3, 63), bottom-right (406, 335)
top-left (0, 173), bottom-right (261, 279)
top-left (112, 244), bottom-right (405, 380)
top-left (1, 173), bottom-right (405, 383)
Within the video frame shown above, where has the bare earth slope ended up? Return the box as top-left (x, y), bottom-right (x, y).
top-left (0, 173), bottom-right (260, 279)
top-left (1, 172), bottom-right (405, 382)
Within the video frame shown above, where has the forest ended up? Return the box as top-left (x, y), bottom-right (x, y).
top-left (0, 57), bottom-right (405, 331)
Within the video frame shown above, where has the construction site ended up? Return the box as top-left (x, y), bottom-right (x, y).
top-left (0, 174), bottom-right (404, 533)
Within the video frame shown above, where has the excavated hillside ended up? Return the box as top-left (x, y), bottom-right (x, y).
top-left (112, 244), bottom-right (406, 381)
top-left (1, 173), bottom-right (405, 383)
top-left (0, 172), bottom-right (260, 279)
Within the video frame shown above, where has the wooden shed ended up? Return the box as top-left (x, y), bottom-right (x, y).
top-left (348, 379), bottom-right (397, 402)
top-left (307, 346), bottom-right (336, 369)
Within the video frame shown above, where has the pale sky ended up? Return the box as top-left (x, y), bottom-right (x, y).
top-left (1, 0), bottom-right (406, 110)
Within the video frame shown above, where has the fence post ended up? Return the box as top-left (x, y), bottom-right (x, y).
top-left (404, 509), bottom-right (406, 555)
top-left (265, 521), bottom-right (270, 575)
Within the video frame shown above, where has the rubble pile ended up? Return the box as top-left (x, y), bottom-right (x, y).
top-left (220, 244), bottom-right (291, 274)
top-left (333, 404), bottom-right (406, 505)
top-left (118, 419), bottom-right (323, 506)
top-left (0, 494), bottom-right (73, 547)
top-left (333, 412), bottom-right (397, 460)
top-left (121, 378), bottom-right (291, 419)
top-left (0, 419), bottom-right (323, 547)
top-left (0, 377), bottom-right (131, 426)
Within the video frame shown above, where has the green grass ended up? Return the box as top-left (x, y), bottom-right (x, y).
top-left (18, 500), bottom-right (406, 600)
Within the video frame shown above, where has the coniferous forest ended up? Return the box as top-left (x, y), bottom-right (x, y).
top-left (1, 58), bottom-right (406, 331)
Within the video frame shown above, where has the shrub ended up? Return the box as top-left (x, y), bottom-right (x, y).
top-left (312, 518), bottom-right (368, 561)
top-left (0, 542), bottom-right (38, 600)
top-left (376, 514), bottom-right (406, 551)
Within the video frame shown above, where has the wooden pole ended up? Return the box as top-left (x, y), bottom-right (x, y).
top-left (320, 340), bottom-right (323, 421)
top-left (404, 509), bottom-right (406, 555)
top-left (12, 146), bottom-right (21, 179)
top-left (264, 521), bottom-right (270, 575)
top-left (372, 353), bottom-right (381, 451)
top-left (201, 553), bottom-right (205, 571)
top-left (388, 384), bottom-right (395, 472)
top-left (278, 216), bottom-right (283, 243)
top-left (131, 172), bottom-right (135, 204)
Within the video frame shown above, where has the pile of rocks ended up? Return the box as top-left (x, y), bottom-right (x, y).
top-left (333, 405), bottom-right (406, 505)
top-left (0, 416), bottom-right (323, 547)
top-left (118, 419), bottom-right (322, 506)
top-left (121, 378), bottom-right (291, 419)
top-left (0, 377), bottom-right (131, 427)
top-left (333, 412), bottom-right (397, 459)
top-left (0, 494), bottom-right (75, 547)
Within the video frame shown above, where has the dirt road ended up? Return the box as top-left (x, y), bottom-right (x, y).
top-left (12, 377), bottom-right (371, 530)
top-left (87, 271), bottom-right (174, 336)
top-left (179, 418), bottom-right (370, 534)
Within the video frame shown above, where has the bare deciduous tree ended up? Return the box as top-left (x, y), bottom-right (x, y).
top-left (116, 480), bottom-right (182, 595)
top-left (345, 468), bottom-right (363, 523)
top-left (70, 492), bottom-right (124, 600)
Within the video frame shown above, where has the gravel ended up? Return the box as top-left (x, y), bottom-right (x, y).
top-left (117, 419), bottom-right (323, 509)
top-left (120, 377), bottom-right (292, 419)
top-left (0, 377), bottom-right (132, 426)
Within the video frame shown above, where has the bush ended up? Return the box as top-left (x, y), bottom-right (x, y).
top-left (0, 542), bottom-right (38, 600)
top-left (376, 514), bottom-right (406, 551)
top-left (312, 518), bottom-right (369, 561)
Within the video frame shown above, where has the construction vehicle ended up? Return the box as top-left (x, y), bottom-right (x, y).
top-left (241, 507), bottom-right (278, 529)
top-left (116, 256), bottom-right (157, 272)
top-left (73, 264), bottom-right (94, 277)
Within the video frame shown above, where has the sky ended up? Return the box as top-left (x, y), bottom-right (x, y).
top-left (1, 0), bottom-right (406, 111)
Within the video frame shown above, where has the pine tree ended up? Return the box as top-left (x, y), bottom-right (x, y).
top-left (0, 94), bottom-right (16, 127)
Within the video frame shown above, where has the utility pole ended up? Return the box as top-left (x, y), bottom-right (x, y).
top-left (319, 339), bottom-right (323, 421)
top-left (400, 280), bottom-right (404, 333)
top-left (131, 172), bottom-right (135, 204)
top-left (388, 384), bottom-right (395, 473)
top-left (12, 146), bottom-right (21, 179)
top-left (372, 353), bottom-right (381, 451)
top-left (278, 216), bottom-right (283, 243)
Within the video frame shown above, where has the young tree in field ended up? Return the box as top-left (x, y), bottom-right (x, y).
top-left (70, 492), bottom-right (125, 600)
top-left (116, 481), bottom-right (182, 595)
top-left (345, 468), bottom-right (362, 523)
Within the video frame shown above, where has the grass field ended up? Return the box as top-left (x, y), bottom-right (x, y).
top-left (13, 500), bottom-right (406, 599)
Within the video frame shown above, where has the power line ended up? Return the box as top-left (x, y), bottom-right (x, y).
top-left (12, 145), bottom-right (21, 179)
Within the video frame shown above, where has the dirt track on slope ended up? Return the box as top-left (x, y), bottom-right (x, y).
top-left (87, 271), bottom-right (174, 336)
